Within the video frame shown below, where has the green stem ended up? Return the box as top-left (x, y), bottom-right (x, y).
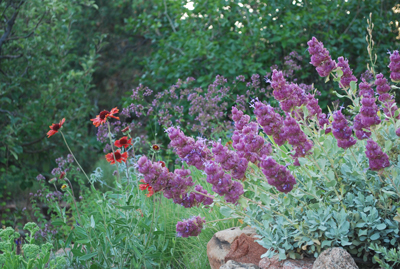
top-left (60, 131), bottom-right (90, 183)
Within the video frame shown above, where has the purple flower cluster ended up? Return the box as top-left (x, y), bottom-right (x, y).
top-left (270, 70), bottom-right (306, 112)
top-left (353, 79), bottom-right (374, 139)
top-left (167, 127), bottom-right (212, 170)
top-left (358, 79), bottom-right (374, 98)
top-left (336, 57), bottom-right (357, 88)
top-left (204, 161), bottom-right (244, 204)
top-left (36, 174), bottom-right (45, 182)
top-left (354, 79), bottom-right (381, 139)
top-left (254, 102), bottom-right (286, 146)
top-left (176, 216), bottom-right (205, 237)
top-left (331, 110), bottom-right (357, 149)
top-left (353, 114), bottom-right (371, 140)
top-left (375, 73), bottom-right (399, 119)
top-left (164, 169), bottom-right (213, 208)
top-left (389, 50), bottom-right (400, 82)
top-left (260, 157), bottom-right (296, 193)
top-left (45, 191), bottom-right (63, 202)
top-left (188, 75), bottom-right (230, 133)
top-left (360, 96), bottom-right (381, 127)
top-left (138, 156), bottom-right (214, 207)
top-left (138, 156), bottom-right (174, 192)
top-left (283, 116), bottom-right (313, 164)
top-left (231, 107), bottom-right (272, 163)
top-left (305, 94), bottom-right (331, 133)
top-left (307, 37), bottom-right (336, 77)
top-left (163, 168), bottom-right (194, 206)
top-left (365, 139), bottom-right (390, 171)
top-left (35, 223), bottom-right (57, 239)
top-left (212, 142), bottom-right (248, 180)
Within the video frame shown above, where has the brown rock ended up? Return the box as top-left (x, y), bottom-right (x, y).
top-left (207, 226), bottom-right (257, 269)
top-left (220, 260), bottom-right (260, 269)
top-left (259, 255), bottom-right (315, 269)
top-left (312, 248), bottom-right (358, 269)
top-left (224, 233), bottom-right (268, 265)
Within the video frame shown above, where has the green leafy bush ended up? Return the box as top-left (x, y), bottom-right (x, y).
top-left (0, 222), bottom-right (66, 269)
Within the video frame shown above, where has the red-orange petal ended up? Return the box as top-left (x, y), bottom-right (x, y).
top-left (47, 130), bottom-right (57, 138)
top-left (114, 140), bottom-right (122, 148)
top-left (105, 153), bottom-right (115, 164)
top-left (110, 107), bottom-right (119, 115)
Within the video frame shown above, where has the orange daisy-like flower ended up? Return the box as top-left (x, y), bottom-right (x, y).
top-left (114, 136), bottom-right (133, 148)
top-left (91, 107), bottom-right (120, 127)
top-left (105, 149), bottom-right (128, 164)
top-left (139, 179), bottom-right (154, 197)
top-left (47, 118), bottom-right (65, 138)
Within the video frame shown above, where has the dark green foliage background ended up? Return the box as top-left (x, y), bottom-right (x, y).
top-left (1, 0), bottom-right (399, 222)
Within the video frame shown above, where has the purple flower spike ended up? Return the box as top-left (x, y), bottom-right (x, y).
top-left (176, 216), bottom-right (205, 237)
top-left (331, 110), bottom-right (357, 149)
top-left (212, 142), bottom-right (248, 180)
top-left (360, 97), bottom-right (381, 127)
top-left (375, 73), bottom-right (399, 119)
top-left (353, 114), bottom-right (371, 140)
top-left (167, 127), bottom-right (212, 170)
top-left (337, 57), bottom-right (357, 88)
top-left (270, 70), bottom-right (306, 113)
top-left (283, 116), bottom-right (313, 160)
top-left (138, 155), bottom-right (174, 192)
top-left (359, 79), bottom-right (374, 98)
top-left (254, 102), bottom-right (287, 146)
top-left (365, 139), bottom-right (390, 171)
top-left (307, 37), bottom-right (336, 77)
top-left (204, 161), bottom-right (244, 204)
top-left (389, 50), bottom-right (400, 82)
top-left (260, 157), bottom-right (297, 193)
top-left (232, 107), bottom-right (273, 164)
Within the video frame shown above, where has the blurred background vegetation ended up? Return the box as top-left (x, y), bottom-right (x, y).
top-left (1, 0), bottom-right (400, 225)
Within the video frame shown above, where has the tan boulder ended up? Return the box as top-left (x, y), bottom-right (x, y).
top-left (312, 248), bottom-right (358, 269)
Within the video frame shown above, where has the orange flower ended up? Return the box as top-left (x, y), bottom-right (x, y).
top-left (105, 149), bottom-right (128, 164)
top-left (114, 136), bottom-right (133, 148)
top-left (47, 118), bottom-right (65, 138)
top-left (139, 179), bottom-right (154, 197)
top-left (91, 107), bottom-right (120, 127)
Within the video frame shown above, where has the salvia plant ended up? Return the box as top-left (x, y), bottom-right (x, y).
top-left (37, 20), bottom-right (400, 268)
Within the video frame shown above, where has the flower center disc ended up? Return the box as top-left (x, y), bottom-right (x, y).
top-left (99, 110), bottom-right (110, 119)
top-left (52, 123), bottom-right (61, 131)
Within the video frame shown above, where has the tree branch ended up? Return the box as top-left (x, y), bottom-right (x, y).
top-left (23, 146), bottom-right (55, 154)
top-left (21, 134), bottom-right (47, 147)
top-left (163, 0), bottom-right (177, 33)
top-left (0, 109), bottom-right (12, 115)
top-left (0, 1), bottom-right (25, 53)
top-left (0, 54), bottom-right (22, 59)
top-left (6, 11), bottom-right (46, 42)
